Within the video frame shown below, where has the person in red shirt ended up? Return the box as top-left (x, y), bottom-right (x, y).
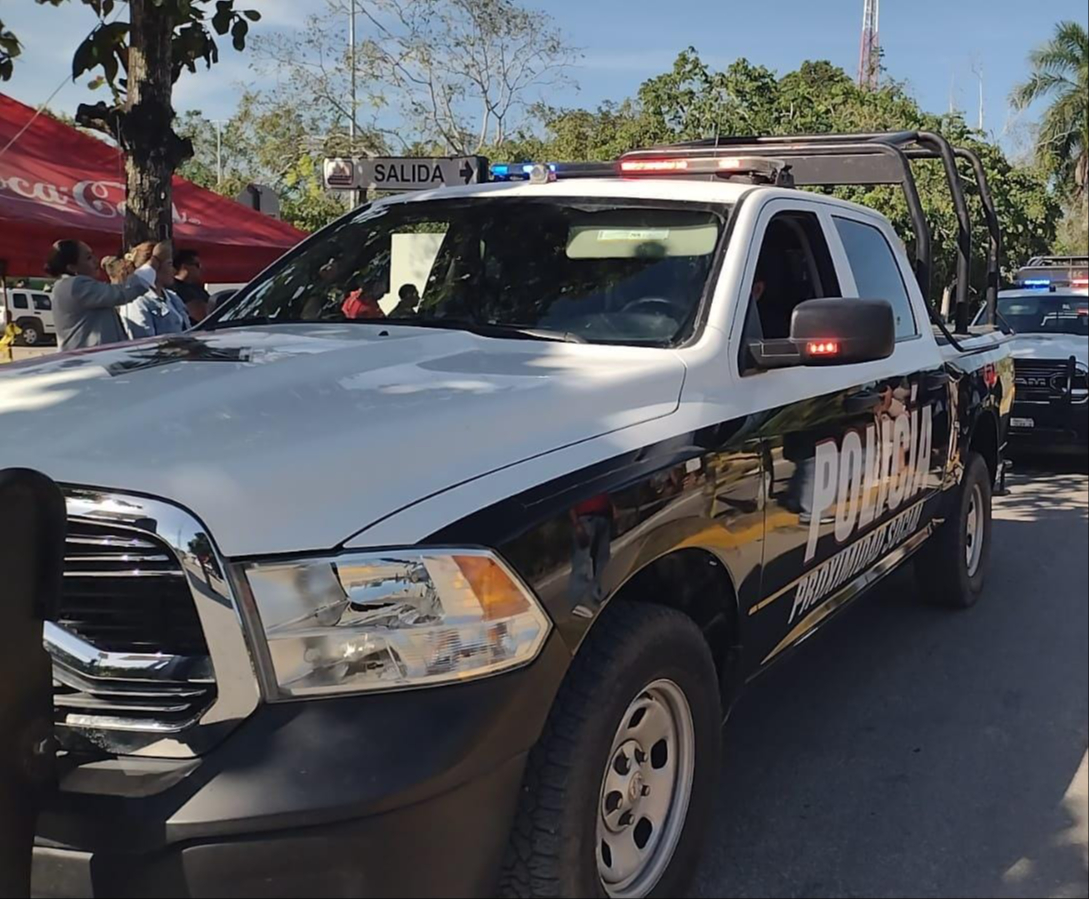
top-left (341, 283), bottom-right (384, 320)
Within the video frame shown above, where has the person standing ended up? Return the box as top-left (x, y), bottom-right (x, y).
top-left (172, 249), bottom-right (211, 324)
top-left (47, 240), bottom-right (157, 352)
top-left (119, 241), bottom-right (190, 340)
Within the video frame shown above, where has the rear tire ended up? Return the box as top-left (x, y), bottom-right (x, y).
top-left (915, 452), bottom-right (992, 608)
top-left (15, 320), bottom-right (43, 347)
top-left (501, 603), bottom-right (721, 898)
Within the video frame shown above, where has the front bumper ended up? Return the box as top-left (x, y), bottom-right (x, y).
top-left (1008, 400), bottom-right (1089, 453)
top-left (33, 636), bottom-right (568, 898)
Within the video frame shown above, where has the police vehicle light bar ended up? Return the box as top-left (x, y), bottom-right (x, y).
top-left (619, 158), bottom-right (691, 173)
top-left (618, 153), bottom-right (792, 184)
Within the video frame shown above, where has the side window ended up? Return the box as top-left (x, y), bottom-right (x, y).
top-left (745, 210), bottom-right (840, 345)
top-left (33, 294), bottom-right (52, 312)
top-left (12, 293), bottom-right (29, 310)
top-left (834, 216), bottom-right (918, 339)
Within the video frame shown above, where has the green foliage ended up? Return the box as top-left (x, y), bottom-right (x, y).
top-left (176, 94), bottom-right (376, 232)
top-left (508, 51), bottom-right (1060, 304)
top-left (1055, 196), bottom-right (1088, 253)
top-left (0, 0), bottom-right (260, 94)
top-left (1012, 20), bottom-right (1089, 199)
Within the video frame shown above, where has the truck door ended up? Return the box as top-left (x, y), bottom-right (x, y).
top-left (734, 201), bottom-right (952, 673)
top-left (32, 294), bottom-right (54, 336)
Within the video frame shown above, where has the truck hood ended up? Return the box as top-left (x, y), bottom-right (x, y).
top-left (1009, 332), bottom-right (1088, 365)
top-left (0, 326), bottom-right (685, 555)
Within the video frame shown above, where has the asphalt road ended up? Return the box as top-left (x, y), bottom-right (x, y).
top-left (694, 459), bottom-right (1089, 899)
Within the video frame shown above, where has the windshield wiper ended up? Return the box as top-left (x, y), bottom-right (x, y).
top-left (203, 315), bottom-right (585, 343)
top-left (380, 318), bottom-right (586, 343)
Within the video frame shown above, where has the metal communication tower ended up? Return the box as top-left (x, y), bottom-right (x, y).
top-left (857, 0), bottom-right (881, 90)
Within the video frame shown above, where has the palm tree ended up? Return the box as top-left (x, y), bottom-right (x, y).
top-left (1012, 21), bottom-right (1089, 197)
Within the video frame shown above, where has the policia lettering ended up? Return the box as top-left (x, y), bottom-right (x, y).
top-left (790, 499), bottom-right (925, 625)
top-left (805, 400), bottom-right (934, 564)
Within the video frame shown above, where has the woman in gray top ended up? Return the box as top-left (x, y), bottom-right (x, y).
top-left (46, 240), bottom-right (157, 352)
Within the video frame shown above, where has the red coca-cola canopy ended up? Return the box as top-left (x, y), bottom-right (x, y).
top-left (0, 93), bottom-right (306, 281)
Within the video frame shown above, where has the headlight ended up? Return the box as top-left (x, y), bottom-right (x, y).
top-left (241, 549), bottom-right (551, 699)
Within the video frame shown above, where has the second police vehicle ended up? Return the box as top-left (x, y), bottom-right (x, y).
top-left (976, 255), bottom-right (1088, 453)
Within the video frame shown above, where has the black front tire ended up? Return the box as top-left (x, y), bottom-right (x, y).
top-left (15, 321), bottom-right (43, 347)
top-left (501, 603), bottom-right (721, 898)
top-left (915, 451), bottom-right (993, 608)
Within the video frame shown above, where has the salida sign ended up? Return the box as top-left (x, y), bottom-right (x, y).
top-left (322, 157), bottom-right (485, 192)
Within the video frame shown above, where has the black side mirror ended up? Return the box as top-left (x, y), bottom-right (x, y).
top-left (748, 298), bottom-right (896, 369)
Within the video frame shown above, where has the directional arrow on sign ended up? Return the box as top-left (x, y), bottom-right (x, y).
top-left (460, 160), bottom-right (475, 184)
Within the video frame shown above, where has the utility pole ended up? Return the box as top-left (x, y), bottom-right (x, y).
top-left (857, 0), bottom-right (881, 91)
top-left (348, 0), bottom-right (361, 209)
top-left (349, 0), bottom-right (357, 153)
top-left (971, 60), bottom-right (985, 132)
top-left (214, 119), bottom-right (224, 187)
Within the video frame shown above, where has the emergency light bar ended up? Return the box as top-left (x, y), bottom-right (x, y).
top-left (489, 161), bottom-right (614, 182)
top-left (618, 153), bottom-right (793, 186)
top-left (488, 155), bottom-right (793, 185)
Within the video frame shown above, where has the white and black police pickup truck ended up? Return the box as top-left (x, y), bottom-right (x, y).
top-left (3, 132), bottom-right (1013, 899)
top-left (977, 257), bottom-right (1088, 453)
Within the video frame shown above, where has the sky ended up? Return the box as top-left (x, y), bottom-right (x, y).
top-left (2, 0), bottom-right (1086, 154)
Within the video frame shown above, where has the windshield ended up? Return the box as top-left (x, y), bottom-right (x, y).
top-left (209, 197), bottom-right (727, 346)
top-left (991, 294), bottom-right (1089, 336)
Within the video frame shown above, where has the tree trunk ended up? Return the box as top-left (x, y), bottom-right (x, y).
top-left (122, 0), bottom-right (176, 249)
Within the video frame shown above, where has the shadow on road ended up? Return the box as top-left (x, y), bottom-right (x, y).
top-left (694, 468), bottom-right (1089, 898)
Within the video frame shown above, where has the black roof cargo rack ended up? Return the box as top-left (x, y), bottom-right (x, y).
top-left (493, 132), bottom-right (1000, 340)
top-left (1013, 255), bottom-right (1088, 290)
top-left (623, 132), bottom-right (1001, 337)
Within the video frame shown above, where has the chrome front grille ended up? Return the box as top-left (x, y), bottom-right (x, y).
top-left (60, 520), bottom-right (209, 657)
top-left (1013, 358), bottom-right (1086, 403)
top-left (50, 622), bottom-right (216, 735)
top-left (47, 489), bottom-right (260, 758)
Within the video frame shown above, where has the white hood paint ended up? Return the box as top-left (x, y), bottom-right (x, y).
top-left (1009, 332), bottom-right (1088, 365)
top-left (0, 326), bottom-right (686, 556)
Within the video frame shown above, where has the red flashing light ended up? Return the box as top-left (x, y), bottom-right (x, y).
top-left (806, 341), bottom-right (840, 357)
top-left (619, 158), bottom-right (690, 174)
top-left (1072, 278), bottom-right (1088, 288)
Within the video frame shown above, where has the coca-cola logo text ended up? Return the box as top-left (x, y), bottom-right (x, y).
top-left (0, 173), bottom-right (199, 225)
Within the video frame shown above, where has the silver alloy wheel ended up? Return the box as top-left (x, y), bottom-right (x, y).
top-left (22, 325), bottom-right (40, 345)
top-left (965, 481), bottom-right (985, 577)
top-left (596, 679), bottom-right (695, 898)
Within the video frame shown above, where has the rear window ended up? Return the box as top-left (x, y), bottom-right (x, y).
top-left (11, 293), bottom-right (28, 310)
top-left (212, 198), bottom-right (729, 346)
top-left (834, 216), bottom-right (918, 340)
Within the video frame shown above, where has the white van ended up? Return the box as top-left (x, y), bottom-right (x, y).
top-left (5, 288), bottom-right (56, 346)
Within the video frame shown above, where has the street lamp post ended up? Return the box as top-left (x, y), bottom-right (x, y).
top-left (348, 0), bottom-right (363, 209)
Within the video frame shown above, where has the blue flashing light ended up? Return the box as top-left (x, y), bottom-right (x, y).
top-left (1023, 278), bottom-right (1052, 289)
top-left (490, 162), bottom-right (557, 181)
